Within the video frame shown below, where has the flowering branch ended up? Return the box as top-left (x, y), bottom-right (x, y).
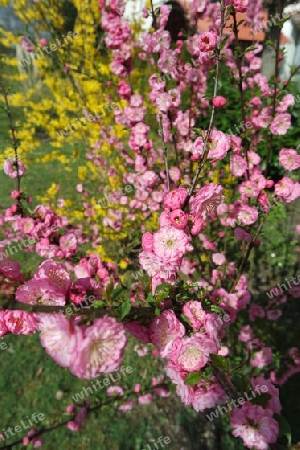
top-left (184, 0), bottom-right (226, 207)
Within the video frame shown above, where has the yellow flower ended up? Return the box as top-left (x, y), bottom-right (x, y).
top-left (119, 260), bottom-right (128, 270)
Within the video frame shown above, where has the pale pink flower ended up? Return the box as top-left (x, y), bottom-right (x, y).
top-left (119, 400), bottom-right (134, 412)
top-left (150, 310), bottom-right (185, 358)
top-left (34, 259), bottom-right (71, 294)
top-left (169, 167), bottom-right (181, 181)
top-left (4, 160), bottom-right (26, 179)
top-left (212, 253), bottom-right (226, 266)
top-left (279, 149), bottom-right (300, 171)
top-left (16, 279), bottom-right (66, 306)
top-left (230, 404), bottom-right (279, 450)
top-left (189, 183), bottom-right (224, 220)
top-left (251, 347), bottom-right (272, 368)
top-left (270, 113), bottom-right (291, 135)
top-left (251, 376), bottom-right (281, 414)
top-left (171, 334), bottom-right (218, 372)
top-left (207, 130), bottom-right (230, 160)
top-left (275, 176), bottom-right (300, 203)
top-left (182, 301), bottom-right (206, 330)
top-left (37, 314), bottom-right (81, 367)
top-left (237, 205), bottom-right (258, 225)
top-left (139, 251), bottom-right (180, 279)
top-left (107, 386), bottom-right (124, 396)
top-left (70, 316), bottom-right (127, 379)
top-left (230, 155), bottom-right (247, 177)
top-left (18, 217), bottom-right (35, 234)
top-left (238, 325), bottom-right (253, 342)
top-left (4, 310), bottom-right (36, 335)
top-left (60, 233), bottom-right (78, 256)
top-left (153, 225), bottom-right (189, 259)
top-left (192, 382), bottom-right (227, 412)
top-left (138, 394), bottom-right (153, 405)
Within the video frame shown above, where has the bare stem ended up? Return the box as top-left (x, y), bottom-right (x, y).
top-left (0, 76), bottom-right (21, 195)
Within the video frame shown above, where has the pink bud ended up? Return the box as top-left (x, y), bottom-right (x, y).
top-left (11, 204), bottom-right (18, 213)
top-left (40, 38), bottom-right (48, 46)
top-left (66, 404), bottom-right (76, 414)
top-left (10, 190), bottom-right (20, 200)
top-left (212, 96), bottom-right (227, 108)
top-left (142, 232), bottom-right (153, 252)
top-left (134, 383), bottom-right (141, 393)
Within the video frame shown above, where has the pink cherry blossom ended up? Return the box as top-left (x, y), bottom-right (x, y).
top-left (16, 279), bottom-right (66, 306)
top-left (152, 225), bottom-right (189, 259)
top-left (182, 301), bottom-right (206, 331)
top-left (4, 310), bottom-right (36, 335)
top-left (171, 334), bottom-right (218, 372)
top-left (37, 314), bottom-right (81, 367)
top-left (150, 310), bottom-right (185, 358)
top-left (270, 113), bottom-right (291, 135)
top-left (230, 404), bottom-right (278, 450)
top-left (70, 316), bottom-right (127, 379)
top-left (279, 149), bottom-right (300, 171)
top-left (4, 160), bottom-right (26, 179)
top-left (199, 32), bottom-right (218, 51)
top-left (189, 183), bottom-right (224, 220)
top-left (212, 253), bottom-right (226, 266)
top-left (164, 187), bottom-right (188, 211)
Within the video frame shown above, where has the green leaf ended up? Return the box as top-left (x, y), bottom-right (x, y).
top-left (112, 286), bottom-right (124, 300)
top-left (275, 415), bottom-right (292, 446)
top-left (210, 354), bottom-right (227, 370)
top-left (146, 294), bottom-right (156, 303)
top-left (184, 372), bottom-right (202, 386)
top-left (91, 300), bottom-right (105, 308)
top-left (120, 301), bottom-right (131, 319)
top-left (180, 314), bottom-right (191, 326)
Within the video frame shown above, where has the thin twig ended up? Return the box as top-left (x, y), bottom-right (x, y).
top-left (264, 0), bottom-right (282, 179)
top-left (0, 76), bottom-right (21, 195)
top-left (232, 8), bottom-right (250, 179)
top-left (159, 114), bottom-right (170, 191)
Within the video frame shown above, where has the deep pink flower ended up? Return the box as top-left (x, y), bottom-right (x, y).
top-left (199, 32), bottom-right (218, 51)
top-left (169, 209), bottom-right (188, 230)
top-left (4, 310), bottom-right (36, 335)
top-left (212, 96), bottom-right (227, 107)
top-left (164, 187), bottom-right (188, 211)
top-left (0, 311), bottom-right (8, 338)
top-left (232, 0), bottom-right (248, 13)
